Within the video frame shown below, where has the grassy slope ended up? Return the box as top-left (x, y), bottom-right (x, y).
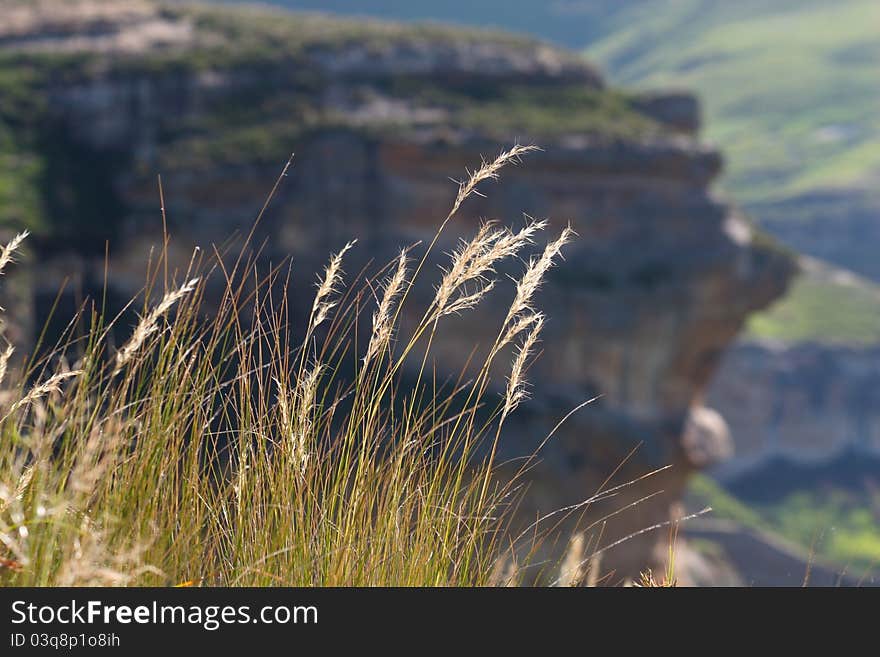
top-left (585, 0), bottom-right (880, 205)
top-left (746, 261), bottom-right (880, 343)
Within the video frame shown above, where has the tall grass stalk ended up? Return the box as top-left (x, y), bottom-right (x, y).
top-left (0, 146), bottom-right (574, 586)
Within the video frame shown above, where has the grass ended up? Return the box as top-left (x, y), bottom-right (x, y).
top-left (687, 475), bottom-right (765, 529)
top-left (746, 266), bottom-right (880, 344)
top-left (4, 1), bottom-right (541, 76)
top-left (0, 146), bottom-right (591, 586)
top-left (440, 85), bottom-right (660, 140)
top-left (764, 490), bottom-right (880, 571)
top-left (158, 1), bottom-right (540, 72)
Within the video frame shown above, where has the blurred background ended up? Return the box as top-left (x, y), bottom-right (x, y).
top-left (1, 0), bottom-right (877, 584)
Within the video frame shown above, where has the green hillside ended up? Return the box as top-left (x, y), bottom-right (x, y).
top-left (585, 0), bottom-right (880, 206)
top-left (747, 261), bottom-right (880, 344)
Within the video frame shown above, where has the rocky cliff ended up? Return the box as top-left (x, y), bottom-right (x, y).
top-left (709, 340), bottom-right (880, 478)
top-left (0, 0), bottom-right (794, 579)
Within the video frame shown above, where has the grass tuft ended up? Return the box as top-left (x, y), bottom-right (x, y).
top-left (0, 146), bottom-right (577, 586)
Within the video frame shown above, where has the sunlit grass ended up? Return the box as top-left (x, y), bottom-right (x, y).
top-left (0, 146), bottom-right (578, 586)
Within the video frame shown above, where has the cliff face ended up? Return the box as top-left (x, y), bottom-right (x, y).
top-left (709, 340), bottom-right (880, 478)
top-left (0, 0), bottom-right (794, 579)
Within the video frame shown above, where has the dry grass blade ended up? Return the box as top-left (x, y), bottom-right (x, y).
top-left (500, 312), bottom-right (540, 349)
top-left (633, 569), bottom-right (677, 588)
top-left (114, 278), bottom-right (199, 373)
top-left (0, 231), bottom-right (29, 311)
top-left (6, 369), bottom-right (82, 417)
top-left (0, 231), bottom-right (28, 277)
top-left (277, 363), bottom-right (323, 472)
top-left (311, 240), bottom-right (356, 329)
top-left (0, 466), bottom-right (34, 516)
top-left (0, 345), bottom-right (13, 388)
top-left (365, 250), bottom-right (408, 365)
top-left (450, 145), bottom-right (539, 218)
top-left (504, 225), bottom-right (574, 329)
top-left (557, 532), bottom-right (586, 587)
top-left (503, 314), bottom-right (544, 420)
top-left (433, 220), bottom-right (544, 321)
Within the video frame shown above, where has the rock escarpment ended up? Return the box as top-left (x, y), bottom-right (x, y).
top-left (709, 340), bottom-right (880, 478)
top-left (0, 0), bottom-right (794, 579)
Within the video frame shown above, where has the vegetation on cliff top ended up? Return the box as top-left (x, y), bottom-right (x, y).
top-left (0, 1), bottom-right (663, 238)
top-left (176, 1), bottom-right (540, 57)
